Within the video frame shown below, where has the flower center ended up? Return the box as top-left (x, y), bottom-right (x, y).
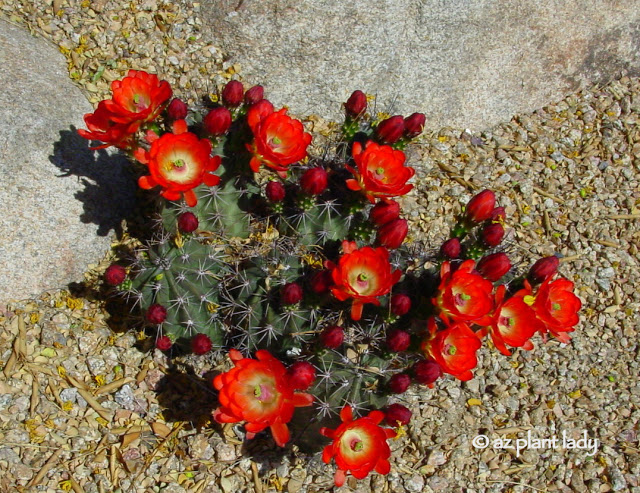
top-left (253, 383), bottom-right (275, 402)
top-left (133, 94), bottom-right (148, 112)
top-left (444, 343), bottom-right (457, 355)
top-left (454, 292), bottom-right (471, 306)
top-left (375, 167), bottom-right (385, 175)
top-left (552, 302), bottom-right (561, 311)
top-left (349, 438), bottom-right (363, 452)
top-left (499, 315), bottom-right (515, 327)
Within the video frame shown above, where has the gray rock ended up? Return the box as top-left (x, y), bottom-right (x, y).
top-left (0, 20), bottom-right (136, 303)
top-left (201, 0), bottom-right (640, 130)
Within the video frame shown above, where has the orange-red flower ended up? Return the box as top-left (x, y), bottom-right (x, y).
top-left (77, 100), bottom-right (139, 149)
top-left (433, 260), bottom-right (494, 325)
top-left (103, 70), bottom-right (172, 125)
top-left (345, 141), bottom-right (414, 203)
top-left (421, 318), bottom-right (482, 381)
top-left (136, 125), bottom-right (221, 207)
top-left (531, 277), bottom-right (581, 342)
top-left (328, 241), bottom-right (402, 321)
top-left (213, 349), bottom-right (314, 447)
top-left (246, 106), bottom-right (312, 176)
top-left (320, 406), bottom-right (396, 487)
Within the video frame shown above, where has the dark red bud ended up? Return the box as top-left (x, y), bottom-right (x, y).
top-left (375, 115), bottom-right (405, 144)
top-left (390, 294), bottom-right (411, 316)
top-left (377, 218), bottom-right (408, 249)
top-left (440, 238), bottom-right (461, 259)
top-left (490, 206), bottom-right (506, 223)
top-left (104, 264), bottom-right (126, 286)
top-left (528, 255), bottom-right (560, 285)
top-left (191, 333), bottom-right (212, 355)
top-left (155, 335), bottom-right (172, 351)
top-left (221, 80), bottom-right (244, 107)
top-left (177, 212), bottom-right (198, 233)
top-left (320, 325), bottom-right (344, 349)
top-left (203, 107), bottom-right (232, 136)
top-left (309, 269), bottom-right (333, 294)
top-left (146, 303), bottom-right (168, 324)
top-left (482, 223), bottom-right (505, 247)
top-left (369, 200), bottom-right (400, 226)
top-left (388, 373), bottom-right (411, 394)
top-left (404, 112), bottom-right (426, 138)
top-left (281, 282), bottom-right (303, 305)
top-left (345, 90), bottom-right (367, 118)
top-left (265, 181), bottom-right (286, 202)
top-left (300, 167), bottom-right (328, 195)
top-left (476, 252), bottom-right (512, 282)
top-left (413, 360), bottom-right (442, 385)
top-left (466, 189), bottom-right (496, 223)
top-left (287, 361), bottom-right (316, 390)
top-left (244, 85), bottom-right (264, 105)
top-left (386, 329), bottom-right (411, 352)
top-left (385, 403), bottom-right (412, 426)
top-left (167, 98), bottom-right (188, 120)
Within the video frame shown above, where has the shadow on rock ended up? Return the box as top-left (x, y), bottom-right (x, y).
top-left (49, 126), bottom-right (138, 238)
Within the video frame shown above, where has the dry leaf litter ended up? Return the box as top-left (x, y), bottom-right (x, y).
top-left (1, 1), bottom-right (639, 492)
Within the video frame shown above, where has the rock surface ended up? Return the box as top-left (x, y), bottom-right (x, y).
top-left (0, 19), bottom-right (135, 302)
top-left (201, 0), bottom-right (640, 129)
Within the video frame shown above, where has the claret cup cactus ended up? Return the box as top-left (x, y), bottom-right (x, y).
top-left (81, 75), bottom-right (581, 486)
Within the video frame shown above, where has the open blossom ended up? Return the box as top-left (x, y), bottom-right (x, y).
top-left (328, 241), bottom-right (402, 321)
top-left (421, 318), bottom-right (482, 381)
top-left (136, 124), bottom-right (221, 207)
top-left (346, 141), bottom-right (414, 203)
top-left (530, 277), bottom-right (581, 342)
top-left (213, 349), bottom-right (314, 447)
top-left (246, 105), bottom-right (312, 175)
top-left (433, 260), bottom-right (494, 325)
top-left (78, 100), bottom-right (139, 149)
top-left (320, 406), bottom-right (396, 487)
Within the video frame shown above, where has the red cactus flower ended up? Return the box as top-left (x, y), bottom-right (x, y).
top-left (221, 80), bottom-right (244, 107)
top-left (346, 141), bottom-right (414, 203)
top-left (177, 212), bottom-right (199, 233)
top-left (287, 361), bottom-right (316, 390)
top-left (103, 70), bottom-right (172, 125)
top-left (78, 100), bottom-right (139, 149)
top-left (440, 237), bottom-right (462, 259)
top-left (433, 260), bottom-right (494, 325)
top-left (265, 180), bottom-right (286, 202)
top-left (299, 167), bottom-right (328, 195)
top-left (280, 282), bottom-right (303, 305)
top-left (244, 85), bottom-right (264, 105)
top-left (369, 199), bottom-right (400, 226)
top-left (104, 264), bottom-right (127, 286)
top-left (203, 106), bottom-right (232, 136)
top-left (136, 129), bottom-right (221, 207)
top-left (191, 333), bottom-right (212, 355)
top-left (527, 256), bottom-right (560, 285)
top-left (531, 277), bottom-right (581, 342)
top-left (476, 252), bottom-right (512, 282)
top-left (465, 189), bottom-right (496, 223)
top-left (390, 293), bottom-right (411, 316)
top-left (167, 98), bottom-right (188, 120)
top-left (320, 406), bottom-right (396, 487)
top-left (156, 335), bottom-right (172, 351)
top-left (213, 349), bottom-right (314, 447)
top-left (386, 329), bottom-right (410, 352)
top-left (328, 241), bottom-right (402, 321)
top-left (421, 318), bottom-right (482, 381)
top-left (482, 223), bottom-right (505, 247)
top-left (246, 107), bottom-right (312, 176)
top-left (403, 113), bottom-right (426, 138)
top-left (320, 325), bottom-right (345, 349)
top-left (385, 403), bottom-right (412, 426)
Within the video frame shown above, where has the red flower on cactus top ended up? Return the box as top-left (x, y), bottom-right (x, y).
top-left (328, 241), bottom-right (402, 321)
top-left (136, 124), bottom-right (221, 207)
top-left (345, 141), bottom-right (415, 203)
top-left (421, 318), bottom-right (482, 381)
top-left (103, 70), bottom-right (172, 125)
top-left (246, 105), bottom-right (312, 176)
top-left (531, 277), bottom-right (581, 343)
top-left (433, 260), bottom-right (494, 325)
top-left (78, 100), bottom-right (139, 149)
top-left (320, 405), bottom-right (396, 487)
top-left (212, 349), bottom-right (314, 447)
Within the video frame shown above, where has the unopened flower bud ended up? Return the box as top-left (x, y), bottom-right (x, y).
top-left (320, 325), bottom-right (344, 349)
top-left (300, 167), bottom-right (328, 195)
top-left (490, 206), bottom-right (506, 223)
top-left (309, 269), bottom-right (333, 294)
top-left (104, 264), bottom-right (126, 286)
top-left (390, 294), bottom-right (411, 316)
top-left (386, 329), bottom-right (411, 352)
top-left (404, 112), bottom-right (426, 138)
top-left (203, 107), bottom-right (232, 136)
top-left (369, 200), bottom-right (400, 226)
top-left (385, 403), bottom-right (412, 426)
top-left (375, 115), bottom-right (405, 144)
top-left (345, 90), bottom-right (367, 118)
top-left (177, 212), bottom-right (198, 233)
top-left (376, 218), bottom-right (408, 249)
top-left (265, 181), bottom-right (286, 202)
top-left (527, 255), bottom-right (560, 285)
top-left (244, 85), bottom-right (264, 105)
top-left (287, 361), bottom-right (316, 390)
top-left (146, 304), bottom-right (168, 324)
top-left (413, 360), bottom-right (442, 386)
top-left (221, 80), bottom-right (244, 107)
top-left (465, 189), bottom-right (496, 223)
top-left (281, 282), bottom-right (303, 305)
top-left (191, 333), bottom-right (212, 355)
top-left (156, 335), bottom-right (172, 351)
top-left (388, 373), bottom-right (411, 394)
top-left (167, 98), bottom-right (188, 120)
top-left (440, 238), bottom-right (461, 259)
top-left (476, 252), bottom-right (511, 281)
top-left (482, 223), bottom-right (505, 247)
